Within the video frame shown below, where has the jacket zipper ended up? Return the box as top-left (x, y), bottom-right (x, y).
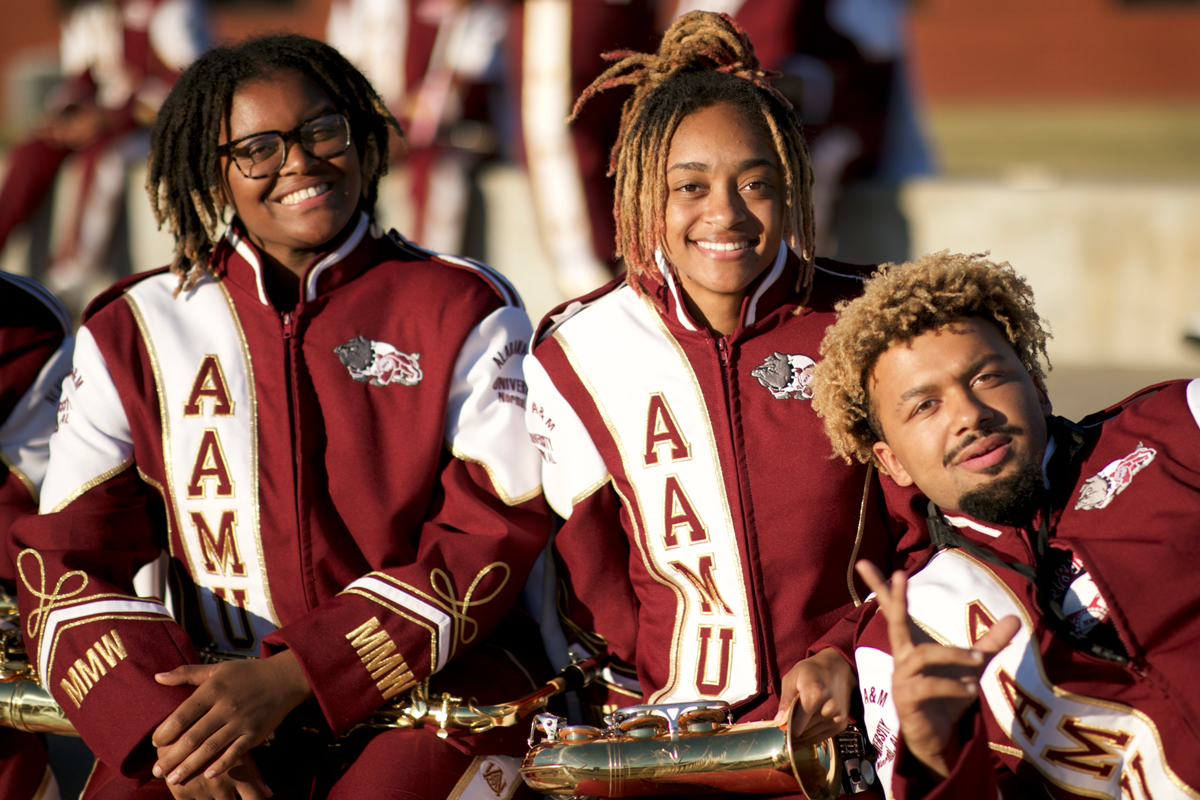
top-left (715, 334), bottom-right (773, 691)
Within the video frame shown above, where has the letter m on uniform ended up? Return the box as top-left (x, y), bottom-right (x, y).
top-left (189, 510), bottom-right (247, 577)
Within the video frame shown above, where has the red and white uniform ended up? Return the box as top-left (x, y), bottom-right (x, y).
top-left (843, 380), bottom-right (1200, 799)
top-left (0, 272), bottom-right (73, 800)
top-left (13, 213), bottom-right (550, 798)
top-left (525, 246), bottom-right (912, 722)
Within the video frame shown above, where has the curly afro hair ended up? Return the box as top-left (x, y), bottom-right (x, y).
top-left (811, 251), bottom-right (1051, 466)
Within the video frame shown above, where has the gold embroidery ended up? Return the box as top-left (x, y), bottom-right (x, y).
top-left (183, 354), bottom-right (235, 417)
top-left (59, 629), bottom-right (126, 708)
top-left (1040, 715), bottom-right (1131, 780)
top-left (920, 550), bottom-right (1200, 799)
top-left (47, 458), bottom-right (135, 515)
top-left (570, 472), bottom-right (612, 510)
top-left (186, 428), bottom-right (235, 499)
top-left (189, 510), bottom-right (247, 577)
top-left (342, 588), bottom-right (439, 676)
top-left (553, 331), bottom-right (688, 703)
top-left (446, 757), bottom-right (487, 800)
top-left (217, 280), bottom-right (279, 627)
top-left (446, 442), bottom-right (543, 507)
top-left (346, 617), bottom-right (415, 700)
top-left (18, 549), bottom-right (88, 679)
top-left (125, 294), bottom-right (192, 579)
top-left (1, 451), bottom-right (38, 504)
top-left (430, 562), bottom-right (512, 658)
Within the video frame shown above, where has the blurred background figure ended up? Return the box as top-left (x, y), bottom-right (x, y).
top-left (667, 0), bottom-right (933, 265)
top-left (513, 0), bottom-right (658, 297)
top-left (0, 0), bottom-right (209, 311)
top-left (328, 0), bottom-right (508, 256)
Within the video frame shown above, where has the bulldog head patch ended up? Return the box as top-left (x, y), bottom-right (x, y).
top-left (751, 352), bottom-right (816, 400)
top-left (1074, 442), bottom-right (1156, 511)
top-left (335, 335), bottom-right (422, 387)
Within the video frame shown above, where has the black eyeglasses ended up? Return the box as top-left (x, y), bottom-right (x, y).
top-left (218, 113), bottom-right (352, 179)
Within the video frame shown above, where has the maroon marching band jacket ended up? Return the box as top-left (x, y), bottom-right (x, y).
top-left (835, 380), bottom-right (1200, 799)
top-left (1, 272), bottom-right (73, 800)
top-left (524, 245), bottom-right (917, 724)
top-left (13, 213), bottom-right (551, 782)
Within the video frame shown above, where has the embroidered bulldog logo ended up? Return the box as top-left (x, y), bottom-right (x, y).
top-left (1074, 441), bottom-right (1156, 511)
top-left (334, 335), bottom-right (422, 387)
top-left (751, 352), bottom-right (816, 400)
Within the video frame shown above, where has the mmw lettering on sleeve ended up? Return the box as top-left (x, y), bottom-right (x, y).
top-left (346, 617), bottom-right (416, 700)
top-left (59, 630), bottom-right (126, 708)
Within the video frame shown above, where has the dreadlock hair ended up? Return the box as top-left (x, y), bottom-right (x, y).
top-left (811, 251), bottom-right (1052, 467)
top-left (147, 34), bottom-right (402, 293)
top-left (569, 11), bottom-right (816, 297)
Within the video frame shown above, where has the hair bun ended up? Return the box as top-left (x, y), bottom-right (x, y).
top-left (658, 11), bottom-right (763, 79)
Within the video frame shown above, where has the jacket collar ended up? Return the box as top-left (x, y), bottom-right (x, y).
top-left (646, 242), bottom-right (798, 335)
top-left (216, 211), bottom-right (376, 307)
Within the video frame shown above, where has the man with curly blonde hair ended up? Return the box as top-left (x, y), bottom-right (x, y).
top-left (808, 252), bottom-right (1200, 798)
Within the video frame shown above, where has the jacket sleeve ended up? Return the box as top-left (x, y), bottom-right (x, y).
top-left (522, 351), bottom-right (644, 707)
top-left (261, 302), bottom-right (553, 735)
top-left (13, 324), bottom-right (201, 779)
top-left (0, 280), bottom-right (73, 585)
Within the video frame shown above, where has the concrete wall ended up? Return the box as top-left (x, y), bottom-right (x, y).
top-left (903, 177), bottom-right (1200, 372)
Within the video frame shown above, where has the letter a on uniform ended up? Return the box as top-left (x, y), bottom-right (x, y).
top-left (184, 355), bottom-right (234, 416)
top-left (644, 394), bottom-right (690, 466)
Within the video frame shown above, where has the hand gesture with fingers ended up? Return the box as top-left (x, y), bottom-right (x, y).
top-left (152, 650), bottom-right (312, 788)
top-left (774, 647), bottom-right (855, 745)
top-left (162, 755), bottom-right (271, 800)
top-left (855, 560), bottom-right (1020, 779)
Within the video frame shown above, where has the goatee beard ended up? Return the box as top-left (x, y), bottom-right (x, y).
top-left (957, 459), bottom-right (1045, 527)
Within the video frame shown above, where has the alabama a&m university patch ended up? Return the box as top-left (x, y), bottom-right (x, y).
top-left (334, 335), bottom-right (423, 387)
top-left (750, 352), bottom-right (817, 400)
top-left (1074, 441), bottom-right (1156, 511)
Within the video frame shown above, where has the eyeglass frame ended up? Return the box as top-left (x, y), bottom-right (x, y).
top-left (217, 113), bottom-right (354, 179)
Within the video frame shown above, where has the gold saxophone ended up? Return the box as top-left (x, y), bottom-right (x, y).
top-left (521, 699), bottom-right (876, 798)
top-left (1, 595), bottom-right (604, 743)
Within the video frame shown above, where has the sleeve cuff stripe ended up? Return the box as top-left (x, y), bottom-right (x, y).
top-left (41, 598), bottom-right (170, 681)
top-left (342, 577), bottom-right (451, 672)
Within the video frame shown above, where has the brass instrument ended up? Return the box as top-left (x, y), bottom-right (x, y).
top-left (2, 593), bottom-right (602, 742)
top-left (1, 597), bottom-right (79, 736)
top-left (521, 698), bottom-right (875, 798)
top-left (354, 656), bottom-right (602, 738)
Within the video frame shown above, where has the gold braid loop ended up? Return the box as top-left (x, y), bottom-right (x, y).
top-left (18, 549), bottom-right (89, 678)
top-left (429, 562), bottom-right (512, 656)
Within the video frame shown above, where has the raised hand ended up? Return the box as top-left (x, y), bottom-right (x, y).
top-left (774, 647), bottom-right (856, 745)
top-left (855, 560), bottom-right (1019, 779)
top-left (151, 650), bottom-right (312, 787)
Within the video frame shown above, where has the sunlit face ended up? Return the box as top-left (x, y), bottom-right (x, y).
top-left (661, 102), bottom-right (785, 315)
top-left (220, 69), bottom-right (362, 275)
top-left (869, 318), bottom-right (1053, 515)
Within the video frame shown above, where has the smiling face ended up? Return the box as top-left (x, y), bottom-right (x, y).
top-left (868, 318), bottom-right (1053, 518)
top-left (221, 69), bottom-right (363, 276)
top-left (661, 102), bottom-right (784, 331)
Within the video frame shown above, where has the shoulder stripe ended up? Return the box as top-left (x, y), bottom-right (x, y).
top-left (0, 272), bottom-right (72, 334)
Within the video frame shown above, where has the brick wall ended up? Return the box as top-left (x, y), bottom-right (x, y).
top-left (909, 0), bottom-right (1200, 101)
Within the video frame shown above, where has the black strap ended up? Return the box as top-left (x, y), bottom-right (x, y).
top-left (924, 418), bottom-right (1128, 663)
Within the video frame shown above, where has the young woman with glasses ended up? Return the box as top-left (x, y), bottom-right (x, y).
top-left (14, 34), bottom-right (550, 800)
